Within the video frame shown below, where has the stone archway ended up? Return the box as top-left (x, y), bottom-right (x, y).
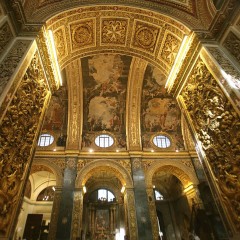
top-left (72, 159), bottom-right (136, 240)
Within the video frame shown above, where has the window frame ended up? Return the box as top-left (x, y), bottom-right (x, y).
top-left (38, 133), bottom-right (54, 147)
top-left (95, 134), bottom-right (114, 148)
top-left (152, 134), bottom-right (171, 148)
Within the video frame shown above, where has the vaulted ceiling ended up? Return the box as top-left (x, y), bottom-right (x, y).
top-left (24, 1), bottom-right (220, 152)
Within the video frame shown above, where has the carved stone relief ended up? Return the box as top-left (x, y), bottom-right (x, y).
top-left (0, 40), bottom-right (31, 97)
top-left (70, 19), bottom-right (95, 50)
top-left (53, 26), bottom-right (68, 61)
top-left (0, 51), bottom-right (49, 236)
top-left (0, 21), bottom-right (13, 57)
top-left (160, 32), bottom-right (181, 66)
top-left (131, 20), bottom-right (160, 54)
top-left (101, 18), bottom-right (128, 45)
top-left (180, 58), bottom-right (240, 232)
top-left (223, 31), bottom-right (240, 64)
top-left (206, 46), bottom-right (240, 112)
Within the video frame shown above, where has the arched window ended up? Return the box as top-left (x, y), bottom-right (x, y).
top-left (98, 189), bottom-right (115, 202)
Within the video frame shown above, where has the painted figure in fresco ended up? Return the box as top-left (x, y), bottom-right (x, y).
top-left (83, 54), bottom-right (130, 133)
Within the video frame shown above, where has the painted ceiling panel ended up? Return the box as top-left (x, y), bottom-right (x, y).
top-left (81, 54), bottom-right (132, 149)
top-left (141, 64), bottom-right (184, 150)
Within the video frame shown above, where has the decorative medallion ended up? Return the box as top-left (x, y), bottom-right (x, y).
top-left (70, 19), bottom-right (95, 50)
top-left (132, 21), bottom-right (160, 53)
top-left (101, 18), bottom-right (128, 45)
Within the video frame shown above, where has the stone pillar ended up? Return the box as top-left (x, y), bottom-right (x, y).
top-left (48, 187), bottom-right (62, 240)
top-left (131, 157), bottom-right (153, 240)
top-left (56, 158), bottom-right (77, 240)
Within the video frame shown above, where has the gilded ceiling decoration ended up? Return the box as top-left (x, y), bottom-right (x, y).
top-left (46, 6), bottom-right (190, 74)
top-left (22, 0), bottom-right (206, 28)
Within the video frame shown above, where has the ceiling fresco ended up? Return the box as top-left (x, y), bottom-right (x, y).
top-left (81, 54), bottom-right (132, 149)
top-left (141, 64), bottom-right (184, 150)
top-left (42, 86), bottom-right (68, 143)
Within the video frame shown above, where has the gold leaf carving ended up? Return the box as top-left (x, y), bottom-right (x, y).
top-left (0, 40), bottom-right (31, 97)
top-left (0, 52), bottom-right (49, 235)
top-left (101, 18), bottom-right (128, 45)
top-left (132, 21), bottom-right (159, 53)
top-left (70, 20), bottom-right (94, 50)
top-left (161, 33), bottom-right (181, 65)
top-left (180, 58), bottom-right (240, 231)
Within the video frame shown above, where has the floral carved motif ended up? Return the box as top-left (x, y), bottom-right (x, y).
top-left (132, 21), bottom-right (159, 53)
top-left (70, 20), bottom-right (95, 50)
top-left (223, 31), bottom-right (240, 64)
top-left (0, 22), bottom-right (13, 57)
top-left (101, 18), bottom-right (128, 45)
top-left (180, 58), bottom-right (240, 231)
top-left (0, 52), bottom-right (49, 235)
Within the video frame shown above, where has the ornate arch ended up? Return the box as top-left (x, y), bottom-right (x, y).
top-left (32, 158), bottom-right (63, 186)
top-left (75, 159), bottom-right (133, 188)
top-left (145, 159), bottom-right (198, 188)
